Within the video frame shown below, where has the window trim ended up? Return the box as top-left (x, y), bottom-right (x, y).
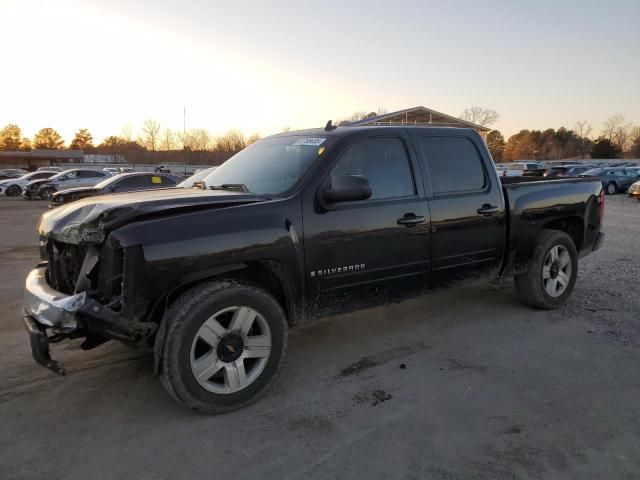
top-left (419, 134), bottom-right (490, 197)
top-left (319, 135), bottom-right (419, 209)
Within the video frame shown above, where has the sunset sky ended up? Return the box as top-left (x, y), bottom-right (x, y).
top-left (1, 0), bottom-right (639, 144)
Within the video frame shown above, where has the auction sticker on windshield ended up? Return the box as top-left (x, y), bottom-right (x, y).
top-left (292, 137), bottom-right (326, 146)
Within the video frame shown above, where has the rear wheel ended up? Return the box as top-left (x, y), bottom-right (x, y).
top-left (5, 184), bottom-right (21, 196)
top-left (514, 230), bottom-right (578, 310)
top-left (157, 279), bottom-right (288, 414)
top-left (606, 182), bottom-right (617, 195)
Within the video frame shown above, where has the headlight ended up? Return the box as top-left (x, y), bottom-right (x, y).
top-left (59, 223), bottom-right (105, 244)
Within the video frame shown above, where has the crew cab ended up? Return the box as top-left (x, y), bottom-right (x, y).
top-left (23, 126), bottom-right (605, 413)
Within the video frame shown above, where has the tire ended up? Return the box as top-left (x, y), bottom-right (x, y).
top-left (605, 182), bottom-right (617, 195)
top-left (157, 279), bottom-right (288, 414)
top-left (514, 230), bottom-right (578, 310)
top-left (5, 184), bottom-right (21, 196)
top-left (39, 187), bottom-right (55, 200)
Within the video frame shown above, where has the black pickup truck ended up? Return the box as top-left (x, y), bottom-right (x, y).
top-left (23, 125), bottom-right (605, 413)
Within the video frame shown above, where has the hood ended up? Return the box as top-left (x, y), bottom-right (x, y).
top-left (38, 187), bottom-right (267, 243)
top-left (54, 186), bottom-right (101, 197)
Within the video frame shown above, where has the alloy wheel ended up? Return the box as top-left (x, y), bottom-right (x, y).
top-left (542, 245), bottom-right (572, 297)
top-left (190, 306), bottom-right (271, 394)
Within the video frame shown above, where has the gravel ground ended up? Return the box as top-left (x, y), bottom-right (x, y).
top-left (0, 195), bottom-right (638, 480)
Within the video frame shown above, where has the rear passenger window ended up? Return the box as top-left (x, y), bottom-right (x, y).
top-left (331, 137), bottom-right (415, 200)
top-left (420, 137), bottom-right (486, 194)
top-left (78, 170), bottom-right (104, 178)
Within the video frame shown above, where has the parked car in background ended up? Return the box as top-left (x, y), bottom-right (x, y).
top-left (178, 166), bottom-right (217, 188)
top-left (503, 161), bottom-right (545, 177)
top-left (23, 169), bottom-right (111, 200)
top-left (0, 168), bottom-right (29, 180)
top-left (580, 167), bottom-right (640, 195)
top-left (0, 171), bottom-right (57, 196)
top-left (102, 167), bottom-right (121, 175)
top-left (628, 180), bottom-right (640, 201)
top-left (37, 166), bottom-right (63, 173)
top-left (544, 165), bottom-right (592, 178)
top-left (50, 172), bottom-right (183, 207)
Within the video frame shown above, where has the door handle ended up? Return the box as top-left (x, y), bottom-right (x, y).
top-left (477, 204), bottom-right (500, 216)
top-left (397, 213), bottom-right (425, 226)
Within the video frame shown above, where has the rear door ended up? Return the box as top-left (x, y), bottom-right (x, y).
top-left (410, 131), bottom-right (505, 280)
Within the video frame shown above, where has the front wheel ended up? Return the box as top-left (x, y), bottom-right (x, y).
top-left (5, 184), bottom-right (21, 196)
top-left (157, 279), bottom-right (288, 414)
top-left (514, 230), bottom-right (578, 310)
top-left (39, 187), bottom-right (56, 200)
top-left (606, 182), bottom-right (617, 195)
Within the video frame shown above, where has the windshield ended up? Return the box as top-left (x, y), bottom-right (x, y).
top-left (507, 164), bottom-right (524, 170)
top-left (582, 169), bottom-right (601, 176)
top-left (201, 136), bottom-right (331, 195)
top-left (94, 175), bottom-right (122, 189)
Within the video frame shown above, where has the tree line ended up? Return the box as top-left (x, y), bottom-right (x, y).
top-left (1, 109), bottom-right (639, 164)
top-left (464, 109), bottom-right (639, 162)
top-left (0, 121), bottom-right (262, 166)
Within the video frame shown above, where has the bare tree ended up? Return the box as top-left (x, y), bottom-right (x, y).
top-left (191, 129), bottom-right (212, 151)
top-left (573, 121), bottom-right (593, 159)
top-left (121, 124), bottom-right (135, 142)
top-left (281, 126), bottom-right (291, 133)
top-left (601, 114), bottom-right (625, 141)
top-left (459, 106), bottom-right (499, 127)
top-left (159, 129), bottom-right (177, 151)
top-left (573, 121), bottom-right (592, 139)
top-left (140, 119), bottom-right (161, 151)
top-left (216, 129), bottom-right (246, 153)
top-left (602, 114), bottom-right (631, 154)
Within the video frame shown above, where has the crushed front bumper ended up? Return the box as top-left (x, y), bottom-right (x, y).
top-left (23, 265), bottom-right (86, 374)
top-left (24, 265), bottom-right (86, 330)
top-left (23, 264), bottom-right (157, 375)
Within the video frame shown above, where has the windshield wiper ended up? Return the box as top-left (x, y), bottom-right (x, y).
top-left (209, 183), bottom-right (250, 193)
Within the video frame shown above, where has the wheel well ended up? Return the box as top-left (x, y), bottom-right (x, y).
top-left (542, 217), bottom-right (584, 250)
top-left (157, 261), bottom-right (295, 327)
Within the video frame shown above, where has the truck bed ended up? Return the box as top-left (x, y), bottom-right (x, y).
top-left (499, 175), bottom-right (604, 275)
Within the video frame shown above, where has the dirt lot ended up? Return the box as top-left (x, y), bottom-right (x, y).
top-left (1, 196), bottom-right (639, 480)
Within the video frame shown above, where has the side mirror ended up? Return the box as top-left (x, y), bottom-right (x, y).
top-left (321, 174), bottom-right (371, 203)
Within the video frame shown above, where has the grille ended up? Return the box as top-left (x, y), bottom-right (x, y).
top-left (45, 240), bottom-right (88, 294)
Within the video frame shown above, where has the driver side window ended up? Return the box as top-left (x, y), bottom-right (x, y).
top-left (331, 137), bottom-right (415, 200)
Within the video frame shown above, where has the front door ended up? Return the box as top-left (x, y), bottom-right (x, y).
top-left (303, 135), bottom-right (431, 312)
